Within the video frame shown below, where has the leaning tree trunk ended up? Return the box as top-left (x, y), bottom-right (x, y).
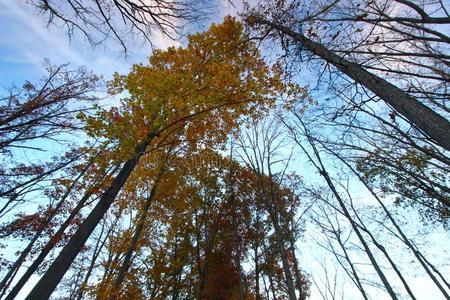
top-left (5, 164), bottom-right (118, 300)
top-left (250, 16), bottom-right (450, 151)
top-left (24, 132), bottom-right (156, 300)
top-left (0, 163), bottom-right (88, 296)
top-left (326, 146), bottom-right (450, 298)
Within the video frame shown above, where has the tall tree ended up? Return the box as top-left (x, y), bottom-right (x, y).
top-left (23, 17), bottom-right (297, 299)
top-left (237, 117), bottom-right (310, 300)
top-left (245, 0), bottom-right (450, 150)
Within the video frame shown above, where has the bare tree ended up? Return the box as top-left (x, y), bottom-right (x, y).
top-left (0, 63), bottom-right (100, 154)
top-left (0, 63), bottom-right (101, 218)
top-left (236, 116), bottom-right (308, 300)
top-left (281, 108), bottom-right (450, 298)
top-left (245, 0), bottom-right (450, 151)
top-left (27, 0), bottom-right (211, 53)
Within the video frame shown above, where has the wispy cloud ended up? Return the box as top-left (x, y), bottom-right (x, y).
top-left (0, 0), bottom-right (86, 70)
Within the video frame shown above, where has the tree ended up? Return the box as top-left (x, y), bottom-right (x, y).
top-left (78, 144), bottom-right (308, 299)
top-left (356, 144), bottom-right (449, 225)
top-left (282, 108), bottom-right (450, 299)
top-left (22, 17), bottom-right (297, 299)
top-left (236, 117), bottom-right (310, 300)
top-left (245, 0), bottom-right (450, 151)
top-left (0, 63), bottom-right (100, 216)
top-left (1, 148), bottom-right (120, 299)
top-left (0, 63), bottom-right (100, 154)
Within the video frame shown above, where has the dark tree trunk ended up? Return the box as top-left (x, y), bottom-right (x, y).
top-left (5, 165), bottom-right (117, 300)
top-left (24, 132), bottom-right (155, 300)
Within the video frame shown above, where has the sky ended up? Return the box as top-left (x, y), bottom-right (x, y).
top-left (1, 1), bottom-right (449, 299)
top-left (0, 0), bottom-right (161, 85)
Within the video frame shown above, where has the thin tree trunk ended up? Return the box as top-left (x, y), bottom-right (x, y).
top-left (76, 216), bottom-right (117, 300)
top-left (324, 145), bottom-right (450, 298)
top-left (252, 203), bottom-right (262, 300)
top-left (252, 170), bottom-right (297, 299)
top-left (266, 161), bottom-right (297, 300)
top-left (110, 167), bottom-right (164, 299)
top-left (291, 121), bottom-right (399, 300)
top-left (288, 238), bottom-right (308, 300)
top-left (236, 248), bottom-right (245, 300)
top-left (262, 272), bottom-right (271, 300)
top-left (24, 132), bottom-right (156, 300)
top-left (251, 16), bottom-right (450, 151)
top-left (5, 165), bottom-right (117, 300)
top-left (0, 157), bottom-right (94, 296)
top-left (254, 243), bottom-right (261, 300)
top-left (267, 268), bottom-right (278, 300)
top-left (171, 236), bottom-right (181, 300)
top-left (329, 220), bottom-right (369, 300)
top-left (270, 213), bottom-right (297, 300)
top-left (319, 167), bottom-right (398, 299)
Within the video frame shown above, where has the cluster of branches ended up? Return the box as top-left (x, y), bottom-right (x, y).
top-left (242, 0), bottom-right (450, 298)
top-left (0, 63), bottom-right (100, 220)
top-left (0, 17), bottom-right (310, 299)
top-left (246, 0), bottom-right (450, 150)
top-left (281, 109), bottom-right (450, 299)
top-left (0, 62), bottom-right (100, 154)
top-left (28, 0), bottom-right (211, 53)
top-left (52, 140), bottom-right (310, 299)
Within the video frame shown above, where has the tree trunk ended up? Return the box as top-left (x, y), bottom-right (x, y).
top-left (5, 165), bottom-right (117, 300)
top-left (295, 124), bottom-right (399, 300)
top-left (288, 238), bottom-right (308, 300)
top-left (254, 243), bottom-right (261, 300)
top-left (76, 218), bottom-right (113, 300)
top-left (326, 146), bottom-right (450, 298)
top-left (0, 151), bottom-right (97, 298)
top-left (251, 16), bottom-right (450, 151)
top-left (266, 163), bottom-right (297, 300)
top-left (111, 169), bottom-right (163, 298)
top-left (270, 213), bottom-right (297, 300)
top-left (0, 164), bottom-right (85, 296)
top-left (24, 132), bottom-right (155, 300)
